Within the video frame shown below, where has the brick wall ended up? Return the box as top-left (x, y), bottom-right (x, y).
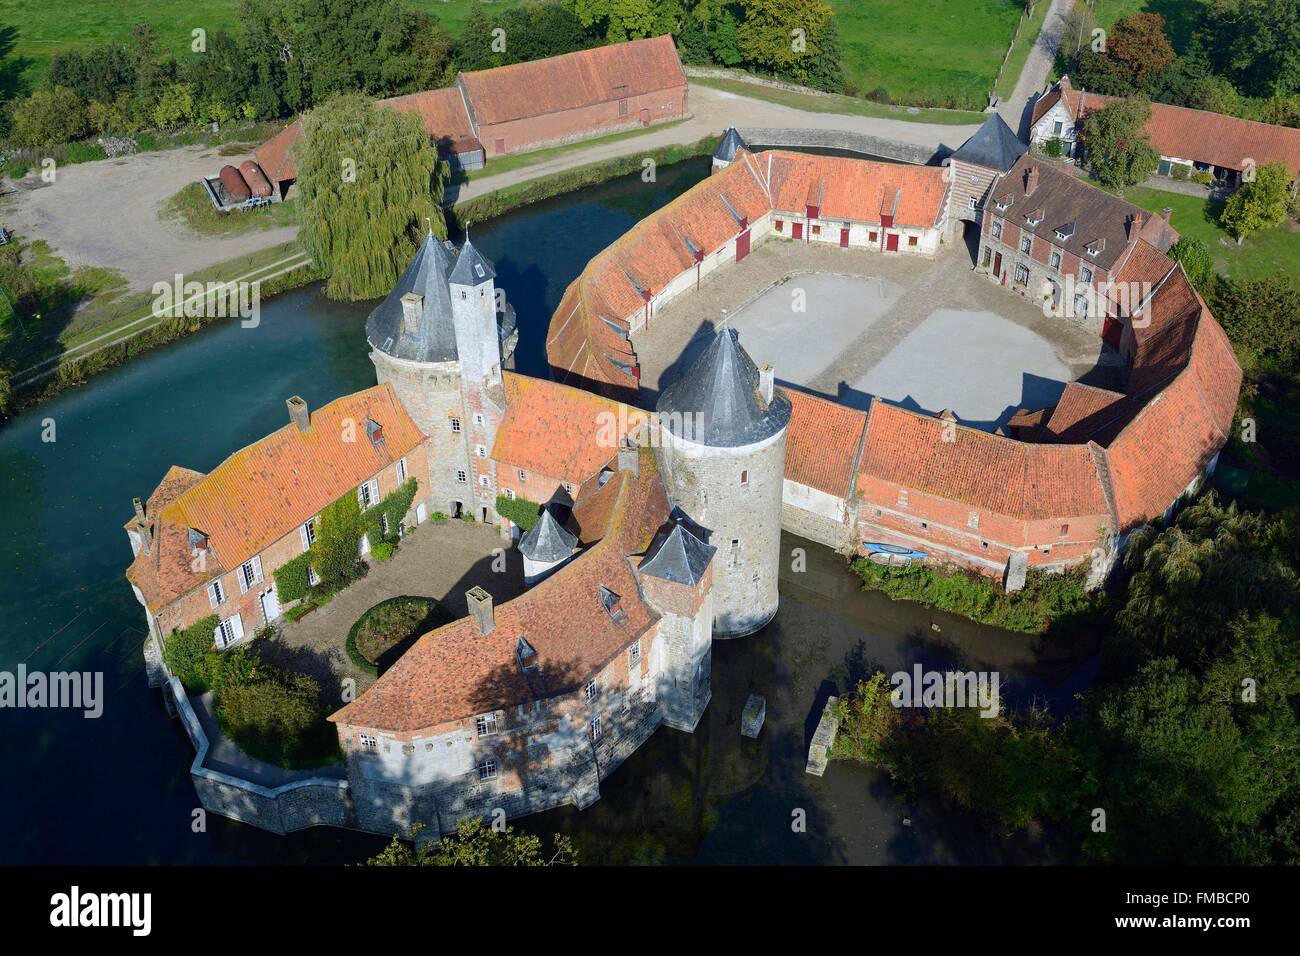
top-left (475, 84), bottom-right (688, 156)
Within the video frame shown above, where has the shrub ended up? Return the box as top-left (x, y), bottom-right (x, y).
top-left (1043, 138), bottom-right (1063, 159)
top-left (1171, 163), bottom-right (1190, 181)
top-left (495, 493), bottom-right (543, 531)
top-left (11, 87), bottom-right (91, 148)
top-left (162, 615), bottom-right (218, 690)
top-left (363, 477), bottom-right (419, 547)
top-left (346, 596), bottom-right (444, 674)
top-left (371, 541), bottom-right (395, 561)
top-left (215, 668), bottom-right (337, 768)
top-left (273, 551), bottom-right (313, 603)
top-left (314, 491), bottom-right (363, 590)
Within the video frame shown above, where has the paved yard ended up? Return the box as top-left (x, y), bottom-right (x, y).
top-left (255, 518), bottom-right (526, 703)
top-left (634, 238), bottom-right (1116, 431)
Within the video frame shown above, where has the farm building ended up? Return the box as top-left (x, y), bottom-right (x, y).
top-left (1030, 76), bottom-right (1300, 184)
top-left (253, 35), bottom-right (688, 196)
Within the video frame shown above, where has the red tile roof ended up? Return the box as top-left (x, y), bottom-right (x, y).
top-left (492, 372), bottom-right (636, 487)
top-left (125, 466), bottom-right (210, 613)
top-left (782, 388), bottom-right (868, 497)
top-left (766, 151), bottom-right (949, 228)
top-left (130, 385), bottom-right (425, 612)
top-left (379, 87), bottom-right (480, 155)
top-left (459, 35), bottom-right (686, 127)
top-left (1035, 76), bottom-right (1300, 178)
top-left (331, 447), bottom-right (671, 733)
top-left (253, 120), bottom-right (305, 185)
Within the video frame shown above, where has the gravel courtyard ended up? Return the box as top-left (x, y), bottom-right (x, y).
top-left (634, 238), bottom-right (1118, 431)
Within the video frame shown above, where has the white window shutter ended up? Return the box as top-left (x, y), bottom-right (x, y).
top-left (252, 555), bottom-right (263, 583)
top-left (232, 614), bottom-right (244, 641)
top-left (213, 623), bottom-right (222, 645)
top-left (208, 583), bottom-right (219, 609)
top-left (299, 524), bottom-right (310, 552)
top-left (238, 565), bottom-right (249, 594)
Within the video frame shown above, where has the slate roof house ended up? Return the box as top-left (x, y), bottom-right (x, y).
top-left (1030, 75), bottom-right (1300, 184)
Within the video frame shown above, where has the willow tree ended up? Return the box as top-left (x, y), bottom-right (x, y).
top-left (295, 93), bottom-right (447, 300)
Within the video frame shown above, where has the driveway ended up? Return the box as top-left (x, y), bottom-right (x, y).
top-left (998, 0), bottom-right (1074, 139)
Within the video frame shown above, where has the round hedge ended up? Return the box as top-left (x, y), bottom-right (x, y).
top-left (346, 595), bottom-right (447, 676)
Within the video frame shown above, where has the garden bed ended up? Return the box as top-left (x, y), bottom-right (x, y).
top-left (346, 596), bottom-right (450, 676)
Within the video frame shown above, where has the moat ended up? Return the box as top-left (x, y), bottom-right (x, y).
top-left (0, 158), bottom-right (1089, 864)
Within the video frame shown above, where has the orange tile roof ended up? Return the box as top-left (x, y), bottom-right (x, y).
top-left (1043, 382), bottom-right (1129, 443)
top-left (766, 151), bottom-right (949, 228)
top-left (125, 466), bottom-right (210, 612)
top-left (378, 87), bottom-right (480, 154)
top-left (782, 388), bottom-right (868, 497)
top-left (459, 35), bottom-right (686, 127)
top-left (492, 372), bottom-right (636, 487)
top-left (132, 385), bottom-right (425, 612)
top-left (331, 447), bottom-right (671, 732)
top-left (1037, 76), bottom-right (1300, 177)
top-left (858, 402), bottom-right (1111, 521)
top-left (253, 120), bottom-right (305, 184)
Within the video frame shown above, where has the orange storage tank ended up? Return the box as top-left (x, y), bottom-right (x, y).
top-left (219, 165), bottom-right (250, 202)
top-left (239, 161), bottom-right (273, 199)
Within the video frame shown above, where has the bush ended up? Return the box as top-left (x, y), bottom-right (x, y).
top-left (371, 541), bottom-right (395, 561)
top-left (314, 491), bottom-right (363, 590)
top-left (11, 87), bottom-right (91, 148)
top-left (215, 668), bottom-right (338, 768)
top-left (1171, 163), bottom-right (1190, 181)
top-left (495, 493), bottom-right (543, 531)
top-left (162, 615), bottom-right (218, 690)
top-left (346, 596), bottom-right (444, 675)
top-left (363, 477), bottom-right (419, 547)
top-left (852, 561), bottom-right (1096, 634)
top-left (1043, 138), bottom-right (1063, 158)
top-left (273, 551), bottom-right (313, 603)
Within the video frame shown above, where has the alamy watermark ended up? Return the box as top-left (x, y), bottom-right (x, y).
top-left (890, 665), bottom-right (1000, 717)
top-left (595, 404), bottom-right (705, 448)
top-left (0, 665), bottom-right (103, 718)
top-left (152, 273), bottom-right (261, 328)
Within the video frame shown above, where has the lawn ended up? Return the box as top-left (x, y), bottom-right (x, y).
top-left (161, 182), bottom-right (300, 236)
top-left (453, 118), bottom-right (691, 183)
top-left (1091, 0), bottom-right (1200, 48)
top-left (1122, 186), bottom-right (1300, 283)
top-left (3, 0), bottom-right (524, 86)
top-left (690, 76), bottom-right (985, 125)
top-left (828, 0), bottom-right (1033, 110)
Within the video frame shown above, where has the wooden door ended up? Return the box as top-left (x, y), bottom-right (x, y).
top-left (736, 229), bottom-right (750, 261)
top-left (839, 228), bottom-right (850, 248)
top-left (792, 222), bottom-right (803, 240)
top-left (885, 233), bottom-right (899, 252)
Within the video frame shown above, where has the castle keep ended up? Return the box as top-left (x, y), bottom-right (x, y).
top-left (128, 126), bottom-right (1240, 839)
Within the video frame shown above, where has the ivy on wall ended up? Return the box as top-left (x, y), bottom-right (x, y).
top-left (495, 493), bottom-right (543, 532)
top-left (273, 551), bottom-right (314, 603)
top-left (364, 478), bottom-right (420, 548)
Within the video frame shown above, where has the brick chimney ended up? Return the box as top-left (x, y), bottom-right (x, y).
top-left (1024, 164), bottom-right (1039, 196)
top-left (1160, 207), bottom-right (1173, 224)
top-left (759, 363), bottom-right (775, 404)
top-left (287, 395), bottom-right (309, 431)
top-left (133, 496), bottom-right (145, 524)
top-left (466, 586), bottom-right (494, 635)
top-left (399, 292), bottom-right (423, 330)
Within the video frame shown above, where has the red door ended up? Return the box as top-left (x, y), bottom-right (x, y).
top-left (993, 252), bottom-right (1002, 277)
top-left (494, 138), bottom-right (506, 155)
top-left (1101, 317), bottom-right (1124, 349)
top-left (885, 233), bottom-right (899, 252)
top-left (792, 222), bottom-right (803, 240)
top-left (640, 108), bottom-right (650, 127)
top-left (839, 228), bottom-right (850, 248)
top-left (736, 229), bottom-right (750, 261)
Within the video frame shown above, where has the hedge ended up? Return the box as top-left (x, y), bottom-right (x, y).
top-left (346, 595), bottom-right (444, 676)
top-left (163, 615), bottom-right (219, 690)
top-left (364, 478), bottom-right (419, 548)
top-left (496, 493), bottom-right (543, 532)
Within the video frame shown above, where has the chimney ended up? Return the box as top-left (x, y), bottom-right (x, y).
top-left (759, 364), bottom-right (775, 404)
top-left (133, 496), bottom-right (145, 524)
top-left (287, 395), bottom-right (309, 431)
top-left (1160, 207), bottom-right (1173, 224)
top-left (617, 440), bottom-right (639, 476)
top-left (466, 586), bottom-right (494, 635)
top-left (139, 519), bottom-right (153, 556)
top-left (1025, 164), bottom-right (1039, 196)
top-left (399, 292), bottom-right (423, 330)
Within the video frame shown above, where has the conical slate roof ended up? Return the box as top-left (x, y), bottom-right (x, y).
top-left (714, 127), bottom-right (748, 163)
top-left (657, 328), bottom-right (792, 447)
top-left (949, 114), bottom-right (1028, 172)
top-left (519, 507), bottom-right (577, 563)
top-left (640, 521), bottom-right (716, 586)
top-left (366, 231), bottom-right (458, 363)
top-left (449, 238), bottom-right (496, 287)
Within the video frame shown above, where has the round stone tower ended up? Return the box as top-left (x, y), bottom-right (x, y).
top-left (656, 327), bottom-right (791, 638)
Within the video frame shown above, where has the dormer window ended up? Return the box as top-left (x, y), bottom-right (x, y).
top-left (599, 586), bottom-right (626, 623)
top-left (516, 635), bottom-right (539, 673)
top-left (1085, 238), bottom-right (1105, 257)
top-left (1054, 222), bottom-right (1076, 241)
top-left (995, 197), bottom-right (1010, 211)
top-left (188, 528), bottom-right (209, 554)
top-left (365, 417), bottom-right (384, 445)
top-left (1025, 207), bottom-right (1044, 226)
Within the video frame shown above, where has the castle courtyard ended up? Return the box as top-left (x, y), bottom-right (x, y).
top-left (633, 238), bottom-right (1117, 431)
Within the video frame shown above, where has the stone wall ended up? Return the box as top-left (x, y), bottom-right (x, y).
top-left (738, 127), bottom-right (944, 166)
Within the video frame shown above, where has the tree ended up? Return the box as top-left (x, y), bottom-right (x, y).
top-left (454, 0), bottom-right (497, 72)
top-left (10, 87), bottom-right (91, 147)
top-left (1220, 161), bottom-right (1293, 243)
top-left (735, 0), bottom-right (837, 89)
top-left (295, 93), bottom-right (445, 300)
top-left (1103, 13), bottom-right (1176, 90)
top-left (1213, 274), bottom-right (1300, 366)
top-left (46, 43), bottom-right (136, 104)
top-left (1081, 96), bottom-right (1160, 188)
top-left (368, 818), bottom-right (576, 866)
top-left (1168, 236), bottom-right (1216, 292)
top-left (1199, 0), bottom-right (1300, 97)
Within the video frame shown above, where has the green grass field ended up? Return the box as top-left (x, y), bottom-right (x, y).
top-left (1123, 186), bottom-right (1300, 283)
top-left (1090, 0), bottom-right (1199, 48)
top-left (690, 76), bottom-right (985, 125)
top-left (828, 0), bottom-right (1032, 109)
top-left (3, 0), bottom-right (525, 87)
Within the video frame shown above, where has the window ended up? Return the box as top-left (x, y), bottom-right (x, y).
top-left (239, 556), bottom-right (262, 593)
top-left (473, 413), bottom-right (485, 427)
top-left (475, 444), bottom-right (486, 458)
top-left (869, 231), bottom-right (878, 242)
top-left (1014, 263), bottom-right (1029, 285)
top-left (307, 567), bottom-right (320, 587)
top-left (618, 97), bottom-right (628, 117)
top-left (811, 225), bottom-right (821, 236)
top-left (1050, 250), bottom-right (1062, 269)
top-left (968, 197), bottom-right (978, 210)
top-left (380, 513), bottom-right (390, 536)
top-left (1080, 266), bottom-right (1094, 283)
top-left (991, 220), bottom-right (1002, 239)
top-left (584, 679), bottom-right (597, 702)
top-left (358, 479), bottom-right (379, 509)
top-left (908, 236), bottom-right (918, 247)
top-left (477, 759), bottom-right (497, 782)
top-left (1052, 120), bottom-right (1064, 136)
top-left (359, 734), bottom-right (377, 753)
top-left (1074, 293), bottom-right (1090, 316)
top-left (207, 579), bottom-right (225, 608)
top-left (564, 483), bottom-right (575, 496)
top-left (1020, 236), bottom-right (1032, 254)
top-left (1059, 523), bottom-right (1070, 538)
top-left (396, 457), bottom-right (407, 482)
top-left (450, 417), bottom-right (462, 433)
top-left (739, 469), bottom-right (748, 487)
top-left (982, 247), bottom-right (992, 268)
top-left (215, 615), bottom-right (242, 649)
top-left (504, 488), bottom-right (516, 500)
top-left (479, 475), bottom-right (491, 487)
top-left (967, 511), bottom-right (980, 530)
top-left (730, 538), bottom-right (740, 568)
top-left (628, 640), bottom-right (642, 666)
top-left (518, 469), bottom-right (527, 482)
top-left (301, 518), bottom-right (316, 550)
top-left (475, 714), bottom-right (499, 737)
top-left (589, 716), bottom-right (602, 741)
top-left (456, 469), bottom-right (467, 483)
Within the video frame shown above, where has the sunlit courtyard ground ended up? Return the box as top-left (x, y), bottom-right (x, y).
top-left (634, 237), bottom-right (1118, 432)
